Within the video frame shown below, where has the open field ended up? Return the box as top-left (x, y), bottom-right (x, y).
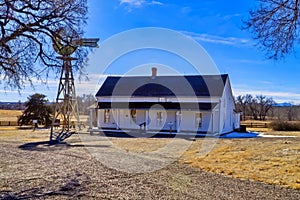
top-left (0, 110), bottom-right (90, 127)
top-left (0, 110), bottom-right (22, 121)
top-left (242, 119), bottom-right (300, 137)
top-left (0, 127), bottom-right (299, 199)
top-left (108, 132), bottom-right (300, 189)
top-left (181, 137), bottom-right (300, 189)
top-left (249, 127), bottom-right (300, 137)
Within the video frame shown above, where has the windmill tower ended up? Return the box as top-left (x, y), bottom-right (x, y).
top-left (50, 28), bottom-right (99, 142)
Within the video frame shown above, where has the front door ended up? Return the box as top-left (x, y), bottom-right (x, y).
top-left (162, 111), bottom-right (176, 131)
top-left (136, 110), bottom-right (146, 126)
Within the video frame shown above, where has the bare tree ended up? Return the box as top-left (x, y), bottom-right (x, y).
top-left (244, 0), bottom-right (300, 60)
top-left (273, 104), bottom-right (300, 120)
top-left (235, 94), bottom-right (252, 120)
top-left (77, 93), bottom-right (96, 115)
top-left (256, 95), bottom-right (275, 120)
top-left (285, 104), bottom-right (299, 121)
top-left (248, 96), bottom-right (259, 120)
top-left (236, 94), bottom-right (275, 120)
top-left (0, 0), bottom-right (88, 90)
top-left (235, 95), bottom-right (245, 119)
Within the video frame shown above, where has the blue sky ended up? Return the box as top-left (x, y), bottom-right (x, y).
top-left (1, 0), bottom-right (300, 104)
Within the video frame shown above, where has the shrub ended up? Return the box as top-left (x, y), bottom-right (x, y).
top-left (270, 120), bottom-right (300, 131)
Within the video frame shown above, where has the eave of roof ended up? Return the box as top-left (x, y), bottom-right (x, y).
top-left (97, 102), bottom-right (217, 110)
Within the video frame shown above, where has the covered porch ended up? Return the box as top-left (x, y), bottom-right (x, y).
top-left (88, 102), bottom-right (218, 133)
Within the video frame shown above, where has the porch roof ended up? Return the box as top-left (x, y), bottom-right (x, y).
top-left (97, 102), bottom-right (217, 110)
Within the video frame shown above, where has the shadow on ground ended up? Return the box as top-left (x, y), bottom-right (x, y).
top-left (18, 131), bottom-right (260, 151)
top-left (18, 140), bottom-right (110, 151)
top-left (96, 130), bottom-right (260, 139)
top-left (1, 177), bottom-right (84, 199)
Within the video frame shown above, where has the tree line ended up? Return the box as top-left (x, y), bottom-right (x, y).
top-left (235, 94), bottom-right (300, 121)
top-left (235, 94), bottom-right (275, 121)
top-left (18, 93), bottom-right (96, 127)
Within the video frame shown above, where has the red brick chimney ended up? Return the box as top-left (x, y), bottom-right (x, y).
top-left (151, 67), bottom-right (157, 78)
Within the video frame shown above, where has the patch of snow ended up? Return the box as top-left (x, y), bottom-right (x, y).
top-left (258, 132), bottom-right (297, 138)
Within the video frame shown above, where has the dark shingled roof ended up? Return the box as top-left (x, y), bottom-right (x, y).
top-left (96, 74), bottom-right (228, 97)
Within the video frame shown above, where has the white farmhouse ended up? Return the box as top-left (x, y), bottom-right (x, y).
top-left (90, 68), bottom-right (240, 134)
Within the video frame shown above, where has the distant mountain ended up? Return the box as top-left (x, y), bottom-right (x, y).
top-left (274, 102), bottom-right (294, 107)
top-left (0, 102), bottom-right (24, 110)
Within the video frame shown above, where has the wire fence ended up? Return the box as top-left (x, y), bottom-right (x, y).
top-left (0, 121), bottom-right (19, 126)
top-left (241, 122), bottom-right (270, 128)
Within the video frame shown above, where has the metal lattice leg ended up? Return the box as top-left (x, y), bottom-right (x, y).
top-left (50, 57), bottom-right (80, 142)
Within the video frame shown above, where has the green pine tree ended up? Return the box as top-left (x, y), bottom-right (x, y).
top-left (18, 93), bottom-right (53, 127)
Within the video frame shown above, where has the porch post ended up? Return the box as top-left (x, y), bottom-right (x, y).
top-left (116, 109), bottom-right (120, 129)
top-left (176, 111), bottom-right (181, 133)
top-left (97, 109), bottom-right (101, 128)
top-left (145, 110), bottom-right (149, 131)
top-left (89, 108), bottom-right (93, 130)
top-left (219, 99), bottom-right (222, 134)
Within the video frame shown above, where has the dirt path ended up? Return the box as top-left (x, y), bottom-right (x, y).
top-left (0, 131), bottom-right (299, 199)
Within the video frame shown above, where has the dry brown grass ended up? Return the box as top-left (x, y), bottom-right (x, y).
top-left (0, 110), bottom-right (22, 121)
top-left (0, 126), bottom-right (18, 131)
top-left (180, 137), bottom-right (300, 190)
top-left (2, 131), bottom-right (299, 199)
top-left (0, 127), bottom-right (299, 190)
top-left (246, 127), bottom-right (272, 132)
top-left (246, 127), bottom-right (300, 137)
top-left (111, 138), bottom-right (171, 153)
top-left (242, 120), bottom-right (300, 137)
top-left (0, 127), bottom-right (44, 142)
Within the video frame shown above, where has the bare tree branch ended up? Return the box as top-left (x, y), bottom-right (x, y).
top-left (0, 0), bottom-right (88, 90)
top-left (244, 0), bottom-right (300, 60)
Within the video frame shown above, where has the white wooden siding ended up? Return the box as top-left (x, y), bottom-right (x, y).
top-left (180, 111), bottom-right (211, 132)
top-left (219, 79), bottom-right (235, 134)
top-left (97, 109), bottom-right (117, 129)
top-left (147, 110), bottom-right (176, 131)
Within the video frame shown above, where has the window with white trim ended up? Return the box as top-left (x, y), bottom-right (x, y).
top-left (104, 109), bottom-right (110, 123)
top-left (131, 109), bottom-right (137, 124)
top-left (195, 112), bottom-right (202, 128)
top-left (156, 111), bottom-right (163, 126)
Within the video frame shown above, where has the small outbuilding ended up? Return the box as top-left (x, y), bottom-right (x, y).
top-left (90, 68), bottom-right (240, 134)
